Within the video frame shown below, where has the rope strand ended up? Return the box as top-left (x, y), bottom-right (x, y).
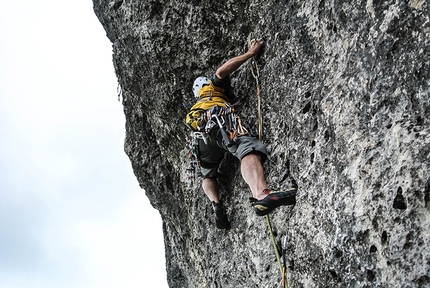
top-left (248, 34), bottom-right (288, 288)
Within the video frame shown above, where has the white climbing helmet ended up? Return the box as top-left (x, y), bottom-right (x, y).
top-left (192, 76), bottom-right (210, 98)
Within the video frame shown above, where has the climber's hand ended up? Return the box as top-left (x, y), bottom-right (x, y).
top-left (247, 39), bottom-right (264, 57)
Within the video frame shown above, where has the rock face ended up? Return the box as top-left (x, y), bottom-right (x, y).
top-left (93, 0), bottom-right (429, 287)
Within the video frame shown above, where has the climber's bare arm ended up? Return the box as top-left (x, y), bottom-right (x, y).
top-left (215, 39), bottom-right (264, 79)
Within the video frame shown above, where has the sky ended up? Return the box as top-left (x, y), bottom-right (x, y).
top-left (0, 1), bottom-right (168, 287)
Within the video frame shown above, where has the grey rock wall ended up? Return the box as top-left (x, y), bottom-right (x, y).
top-left (93, 0), bottom-right (430, 287)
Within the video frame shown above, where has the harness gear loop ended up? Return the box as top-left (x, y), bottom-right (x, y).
top-left (205, 105), bottom-right (238, 146)
top-left (186, 132), bottom-right (208, 181)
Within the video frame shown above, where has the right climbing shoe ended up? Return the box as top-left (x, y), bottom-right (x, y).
top-left (213, 202), bottom-right (231, 230)
top-left (250, 188), bottom-right (297, 216)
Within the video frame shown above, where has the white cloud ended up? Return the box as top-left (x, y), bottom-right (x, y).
top-left (69, 191), bottom-right (166, 288)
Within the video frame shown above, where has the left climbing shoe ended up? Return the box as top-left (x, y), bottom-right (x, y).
top-left (213, 202), bottom-right (231, 230)
top-left (250, 188), bottom-right (297, 216)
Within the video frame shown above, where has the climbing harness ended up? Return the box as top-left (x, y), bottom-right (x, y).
top-left (205, 105), bottom-right (237, 147)
top-left (248, 34), bottom-right (288, 288)
top-left (186, 105), bottom-right (249, 180)
top-left (202, 105), bottom-right (247, 146)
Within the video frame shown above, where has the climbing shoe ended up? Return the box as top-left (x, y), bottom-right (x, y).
top-left (250, 188), bottom-right (297, 216)
top-left (213, 202), bottom-right (230, 230)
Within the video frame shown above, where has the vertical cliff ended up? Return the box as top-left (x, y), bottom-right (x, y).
top-left (93, 0), bottom-right (429, 287)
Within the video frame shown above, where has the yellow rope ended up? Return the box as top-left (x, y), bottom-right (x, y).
top-left (248, 34), bottom-right (262, 141)
top-left (266, 215), bottom-right (286, 287)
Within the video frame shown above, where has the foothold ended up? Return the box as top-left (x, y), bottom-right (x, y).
top-left (417, 275), bottom-right (430, 286)
top-left (416, 116), bottom-right (423, 125)
top-left (329, 269), bottom-right (338, 278)
top-left (328, 269), bottom-right (341, 282)
top-left (302, 102), bottom-right (311, 113)
top-left (393, 187), bottom-right (407, 210)
top-left (334, 248), bottom-right (343, 258)
top-left (313, 120), bottom-right (318, 131)
top-left (367, 269), bottom-right (376, 282)
top-left (324, 130), bottom-right (330, 142)
top-left (289, 259), bottom-right (295, 271)
top-left (381, 231), bottom-right (388, 244)
top-left (112, 0), bottom-right (123, 10)
top-left (425, 182), bottom-right (430, 207)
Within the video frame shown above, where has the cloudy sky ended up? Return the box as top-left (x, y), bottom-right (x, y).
top-left (0, 1), bottom-right (168, 287)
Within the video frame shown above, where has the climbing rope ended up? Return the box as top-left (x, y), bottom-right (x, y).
top-left (247, 34), bottom-right (263, 141)
top-left (266, 214), bottom-right (287, 287)
top-left (248, 34), bottom-right (288, 288)
top-left (282, 234), bottom-right (288, 288)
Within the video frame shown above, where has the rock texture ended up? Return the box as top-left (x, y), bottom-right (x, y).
top-left (93, 0), bottom-right (429, 287)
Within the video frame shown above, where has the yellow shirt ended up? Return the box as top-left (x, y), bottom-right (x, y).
top-left (185, 80), bottom-right (230, 131)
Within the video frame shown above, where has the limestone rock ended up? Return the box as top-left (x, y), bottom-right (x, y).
top-left (93, 0), bottom-right (429, 287)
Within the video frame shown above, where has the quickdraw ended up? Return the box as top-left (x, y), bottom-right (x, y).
top-left (186, 132), bottom-right (205, 180)
top-left (236, 116), bottom-right (248, 136)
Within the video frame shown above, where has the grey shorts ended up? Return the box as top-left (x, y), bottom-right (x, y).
top-left (198, 131), bottom-right (267, 178)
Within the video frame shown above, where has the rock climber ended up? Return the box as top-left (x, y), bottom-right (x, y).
top-left (185, 39), bottom-right (296, 229)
